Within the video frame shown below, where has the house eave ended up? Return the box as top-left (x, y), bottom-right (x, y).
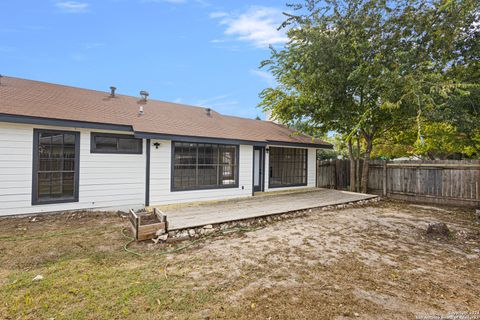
top-left (0, 113), bottom-right (133, 132)
top-left (0, 113), bottom-right (333, 149)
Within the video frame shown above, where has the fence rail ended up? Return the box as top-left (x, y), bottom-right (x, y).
top-left (317, 160), bottom-right (480, 207)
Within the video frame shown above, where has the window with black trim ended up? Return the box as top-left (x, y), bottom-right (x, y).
top-left (91, 133), bottom-right (142, 154)
top-left (269, 147), bottom-right (307, 188)
top-left (172, 142), bottom-right (238, 191)
top-left (32, 129), bottom-right (80, 205)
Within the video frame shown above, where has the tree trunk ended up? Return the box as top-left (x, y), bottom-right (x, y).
top-left (348, 139), bottom-right (356, 192)
top-left (356, 134), bottom-right (361, 193)
top-left (361, 135), bottom-right (373, 194)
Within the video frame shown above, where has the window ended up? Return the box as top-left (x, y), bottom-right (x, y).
top-left (91, 132), bottom-right (142, 154)
top-left (269, 147), bottom-right (307, 188)
top-left (32, 129), bottom-right (80, 205)
top-left (172, 142), bottom-right (238, 191)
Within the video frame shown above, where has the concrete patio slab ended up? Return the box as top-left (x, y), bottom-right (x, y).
top-left (155, 188), bottom-right (378, 231)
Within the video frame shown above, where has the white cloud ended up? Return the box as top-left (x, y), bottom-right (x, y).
top-left (209, 11), bottom-right (228, 19)
top-left (159, 0), bottom-right (186, 3)
top-left (194, 0), bottom-right (210, 6)
top-left (250, 69), bottom-right (276, 86)
top-left (196, 94), bottom-right (230, 107)
top-left (141, 0), bottom-right (187, 4)
top-left (211, 6), bottom-right (288, 48)
top-left (141, 0), bottom-right (209, 6)
top-left (55, 1), bottom-right (89, 13)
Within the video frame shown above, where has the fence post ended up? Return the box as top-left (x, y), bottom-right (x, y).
top-left (382, 160), bottom-right (387, 196)
top-left (332, 160), bottom-right (337, 189)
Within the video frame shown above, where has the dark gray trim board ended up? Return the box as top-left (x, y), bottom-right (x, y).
top-left (136, 131), bottom-right (332, 149)
top-left (135, 131), bottom-right (267, 147)
top-left (0, 113), bottom-right (133, 132)
top-left (267, 140), bottom-right (333, 149)
top-left (0, 114), bottom-right (331, 149)
top-left (32, 128), bottom-right (80, 205)
top-left (145, 139), bottom-right (150, 206)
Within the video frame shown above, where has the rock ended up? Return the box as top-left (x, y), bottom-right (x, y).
top-left (188, 229), bottom-right (196, 237)
top-left (30, 217), bottom-right (37, 222)
top-left (426, 222), bottom-right (450, 238)
top-left (476, 209), bottom-right (480, 220)
top-left (204, 228), bottom-right (215, 235)
top-left (32, 275), bottom-right (44, 281)
top-left (176, 230), bottom-right (189, 239)
top-left (203, 224), bottom-right (213, 229)
top-left (354, 312), bottom-right (360, 317)
top-left (158, 234), bottom-right (168, 241)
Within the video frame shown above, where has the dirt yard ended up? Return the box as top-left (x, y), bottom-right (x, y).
top-left (0, 201), bottom-right (479, 319)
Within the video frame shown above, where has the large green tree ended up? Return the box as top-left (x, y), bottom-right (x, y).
top-left (259, 0), bottom-right (479, 192)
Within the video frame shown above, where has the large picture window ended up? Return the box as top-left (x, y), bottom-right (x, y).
top-left (32, 129), bottom-right (80, 205)
top-left (91, 132), bottom-right (142, 154)
top-left (269, 147), bottom-right (307, 188)
top-left (172, 142), bottom-right (238, 191)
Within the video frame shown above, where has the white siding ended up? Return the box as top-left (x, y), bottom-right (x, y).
top-left (149, 140), bottom-right (253, 205)
top-left (264, 146), bottom-right (317, 192)
top-left (0, 122), bottom-right (145, 216)
top-left (0, 121), bottom-right (321, 216)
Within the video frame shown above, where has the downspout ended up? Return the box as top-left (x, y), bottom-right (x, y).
top-left (145, 139), bottom-right (150, 207)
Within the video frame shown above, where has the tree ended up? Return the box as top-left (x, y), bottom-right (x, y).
top-left (259, 0), bottom-right (479, 192)
top-left (259, 0), bottom-right (411, 192)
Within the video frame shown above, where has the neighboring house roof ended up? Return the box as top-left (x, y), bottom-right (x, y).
top-left (0, 76), bottom-right (331, 148)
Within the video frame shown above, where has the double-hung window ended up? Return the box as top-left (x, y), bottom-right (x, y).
top-left (32, 129), bottom-right (80, 205)
top-left (172, 142), bottom-right (238, 191)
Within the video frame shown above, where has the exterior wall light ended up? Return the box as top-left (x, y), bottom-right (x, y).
top-left (153, 142), bottom-right (161, 149)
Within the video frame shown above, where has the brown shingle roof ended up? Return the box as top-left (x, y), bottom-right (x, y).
top-left (0, 76), bottom-right (330, 147)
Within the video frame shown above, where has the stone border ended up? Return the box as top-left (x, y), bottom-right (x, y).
top-left (155, 196), bottom-right (380, 243)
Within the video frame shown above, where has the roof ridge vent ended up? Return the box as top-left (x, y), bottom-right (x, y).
top-left (140, 90), bottom-right (149, 102)
top-left (109, 86), bottom-right (116, 97)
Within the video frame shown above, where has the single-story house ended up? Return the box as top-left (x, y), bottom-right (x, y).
top-left (0, 76), bottom-right (332, 216)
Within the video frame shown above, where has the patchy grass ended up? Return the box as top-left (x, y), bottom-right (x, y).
top-left (0, 202), bottom-right (479, 319)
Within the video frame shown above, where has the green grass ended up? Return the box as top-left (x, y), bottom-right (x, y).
top-left (1, 255), bottom-right (219, 319)
top-left (1, 204), bottom-right (479, 319)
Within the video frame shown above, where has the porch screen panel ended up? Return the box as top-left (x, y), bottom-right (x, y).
top-left (269, 147), bottom-right (307, 187)
top-left (172, 142), bottom-right (238, 191)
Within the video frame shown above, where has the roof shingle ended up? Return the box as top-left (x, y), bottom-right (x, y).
top-left (0, 76), bottom-right (330, 147)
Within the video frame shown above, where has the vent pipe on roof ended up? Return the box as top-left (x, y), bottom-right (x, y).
top-left (138, 105), bottom-right (144, 115)
top-left (0, 74), bottom-right (2, 85)
top-left (140, 90), bottom-right (149, 102)
top-left (205, 108), bottom-right (212, 116)
top-left (110, 86), bottom-right (116, 97)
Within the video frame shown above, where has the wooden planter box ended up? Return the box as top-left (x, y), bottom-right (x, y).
top-left (128, 208), bottom-right (168, 241)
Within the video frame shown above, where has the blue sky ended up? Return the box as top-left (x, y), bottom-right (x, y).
top-left (0, 0), bottom-right (289, 119)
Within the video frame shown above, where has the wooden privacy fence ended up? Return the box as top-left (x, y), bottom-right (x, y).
top-left (317, 160), bottom-right (480, 207)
